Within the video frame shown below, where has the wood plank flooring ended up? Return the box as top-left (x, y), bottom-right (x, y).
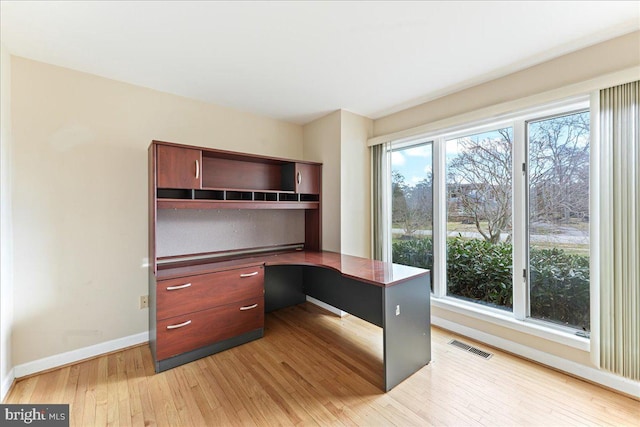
top-left (4, 302), bottom-right (639, 426)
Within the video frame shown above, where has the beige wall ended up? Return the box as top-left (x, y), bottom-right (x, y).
top-left (1, 43), bottom-right (14, 396)
top-left (302, 110), bottom-right (373, 257)
top-left (374, 31), bottom-right (640, 137)
top-left (10, 57), bottom-right (304, 366)
top-left (340, 111), bottom-right (372, 258)
top-left (302, 111), bottom-right (342, 253)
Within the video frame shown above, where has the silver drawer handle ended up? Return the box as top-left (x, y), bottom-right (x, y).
top-left (166, 283), bottom-right (192, 291)
top-left (240, 304), bottom-right (258, 311)
top-left (240, 271), bottom-right (259, 278)
top-left (166, 320), bottom-right (192, 329)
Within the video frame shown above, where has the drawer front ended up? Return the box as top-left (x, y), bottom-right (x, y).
top-left (156, 266), bottom-right (264, 320)
top-left (156, 297), bottom-right (264, 360)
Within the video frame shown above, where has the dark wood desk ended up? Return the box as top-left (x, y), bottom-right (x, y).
top-left (154, 251), bottom-right (431, 391)
top-left (148, 143), bottom-right (430, 390)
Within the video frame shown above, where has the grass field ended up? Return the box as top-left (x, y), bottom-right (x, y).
top-left (393, 220), bottom-right (590, 257)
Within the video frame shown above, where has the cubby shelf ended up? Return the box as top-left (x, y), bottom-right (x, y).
top-left (157, 199), bottom-right (320, 210)
top-left (156, 188), bottom-right (319, 209)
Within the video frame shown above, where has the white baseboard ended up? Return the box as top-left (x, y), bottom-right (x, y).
top-left (13, 332), bottom-right (149, 379)
top-left (7, 315), bottom-right (637, 400)
top-left (1, 368), bottom-right (15, 402)
top-left (432, 315), bottom-right (640, 399)
top-left (306, 296), bottom-right (345, 317)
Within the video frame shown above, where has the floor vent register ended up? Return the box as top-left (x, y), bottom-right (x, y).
top-left (448, 339), bottom-right (493, 359)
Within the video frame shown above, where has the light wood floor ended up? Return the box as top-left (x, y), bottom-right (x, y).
top-left (4, 302), bottom-right (639, 426)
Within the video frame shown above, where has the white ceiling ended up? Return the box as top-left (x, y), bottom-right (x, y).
top-left (1, 1), bottom-right (639, 125)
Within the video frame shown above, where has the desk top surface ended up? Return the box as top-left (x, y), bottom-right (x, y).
top-left (156, 250), bottom-right (429, 287)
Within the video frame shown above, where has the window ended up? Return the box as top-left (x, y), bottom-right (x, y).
top-left (381, 97), bottom-right (590, 334)
top-left (527, 110), bottom-right (590, 330)
top-left (446, 127), bottom-right (514, 310)
top-left (390, 142), bottom-right (434, 289)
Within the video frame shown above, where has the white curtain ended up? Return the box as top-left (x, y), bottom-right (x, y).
top-left (598, 80), bottom-right (639, 381)
top-left (372, 142), bottom-right (391, 261)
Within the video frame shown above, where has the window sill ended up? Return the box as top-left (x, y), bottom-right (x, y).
top-left (431, 296), bottom-right (590, 352)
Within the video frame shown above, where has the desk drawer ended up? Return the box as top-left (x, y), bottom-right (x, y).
top-left (156, 266), bottom-right (264, 320)
top-left (156, 297), bottom-right (264, 360)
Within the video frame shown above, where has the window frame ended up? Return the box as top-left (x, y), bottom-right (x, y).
top-left (443, 123), bottom-right (515, 312)
top-left (385, 138), bottom-right (434, 263)
top-left (384, 95), bottom-right (592, 349)
top-left (524, 106), bottom-right (591, 329)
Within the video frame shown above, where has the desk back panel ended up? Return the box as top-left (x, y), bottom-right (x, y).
top-left (303, 267), bottom-right (383, 327)
top-left (156, 209), bottom-right (305, 257)
top-left (265, 265), bottom-right (306, 312)
top-left (382, 273), bottom-right (431, 391)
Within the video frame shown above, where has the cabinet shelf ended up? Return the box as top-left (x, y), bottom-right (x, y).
top-left (202, 187), bottom-right (293, 194)
top-left (157, 188), bottom-right (319, 207)
top-left (157, 199), bottom-right (319, 210)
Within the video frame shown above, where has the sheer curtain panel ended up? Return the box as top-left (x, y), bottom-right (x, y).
top-left (598, 81), bottom-right (639, 381)
top-left (372, 142), bottom-right (391, 261)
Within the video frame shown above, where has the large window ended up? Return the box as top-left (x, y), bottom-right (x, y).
top-left (382, 98), bottom-right (590, 334)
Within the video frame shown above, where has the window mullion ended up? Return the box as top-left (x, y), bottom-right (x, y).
top-left (383, 144), bottom-right (392, 262)
top-left (512, 120), bottom-right (527, 320)
top-left (433, 137), bottom-right (447, 298)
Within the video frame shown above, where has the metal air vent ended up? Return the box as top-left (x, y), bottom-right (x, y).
top-left (448, 339), bottom-right (493, 359)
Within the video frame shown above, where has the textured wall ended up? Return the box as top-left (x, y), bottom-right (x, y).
top-left (156, 209), bottom-right (305, 257)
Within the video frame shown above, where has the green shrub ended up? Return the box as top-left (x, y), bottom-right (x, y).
top-left (392, 238), bottom-right (433, 270)
top-left (529, 248), bottom-right (590, 329)
top-left (446, 237), bottom-right (513, 309)
top-left (392, 238), bottom-right (433, 289)
top-left (391, 236), bottom-right (590, 330)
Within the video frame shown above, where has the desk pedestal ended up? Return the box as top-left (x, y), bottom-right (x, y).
top-left (271, 265), bottom-right (431, 391)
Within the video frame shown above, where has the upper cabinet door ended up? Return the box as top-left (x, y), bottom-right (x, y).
top-left (157, 145), bottom-right (202, 189)
top-left (295, 163), bottom-right (320, 194)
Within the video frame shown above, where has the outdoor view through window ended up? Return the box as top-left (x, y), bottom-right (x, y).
top-left (391, 143), bottom-right (434, 290)
top-left (389, 106), bottom-right (590, 332)
top-left (446, 128), bottom-right (514, 311)
top-left (528, 111), bottom-right (590, 330)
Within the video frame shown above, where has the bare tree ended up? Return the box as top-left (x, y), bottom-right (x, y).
top-left (529, 111), bottom-right (590, 224)
top-left (392, 171), bottom-right (414, 236)
top-left (447, 128), bottom-right (513, 243)
top-left (413, 176), bottom-right (433, 224)
top-left (446, 111), bottom-right (589, 244)
top-left (392, 171), bottom-right (433, 237)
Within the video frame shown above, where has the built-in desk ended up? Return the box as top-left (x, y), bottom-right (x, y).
top-left (149, 141), bottom-right (429, 391)
top-left (154, 250), bottom-right (431, 391)
top-left (157, 250), bottom-right (428, 286)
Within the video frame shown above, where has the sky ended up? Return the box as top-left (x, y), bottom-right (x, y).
top-left (391, 128), bottom-right (514, 187)
top-left (391, 143), bottom-right (433, 187)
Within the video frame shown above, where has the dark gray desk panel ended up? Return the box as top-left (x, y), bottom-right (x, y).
top-left (302, 266), bottom-right (383, 327)
top-left (265, 265), bottom-right (306, 312)
top-left (383, 272), bottom-right (431, 391)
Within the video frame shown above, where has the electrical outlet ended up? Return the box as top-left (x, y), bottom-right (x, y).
top-left (139, 295), bottom-right (149, 309)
